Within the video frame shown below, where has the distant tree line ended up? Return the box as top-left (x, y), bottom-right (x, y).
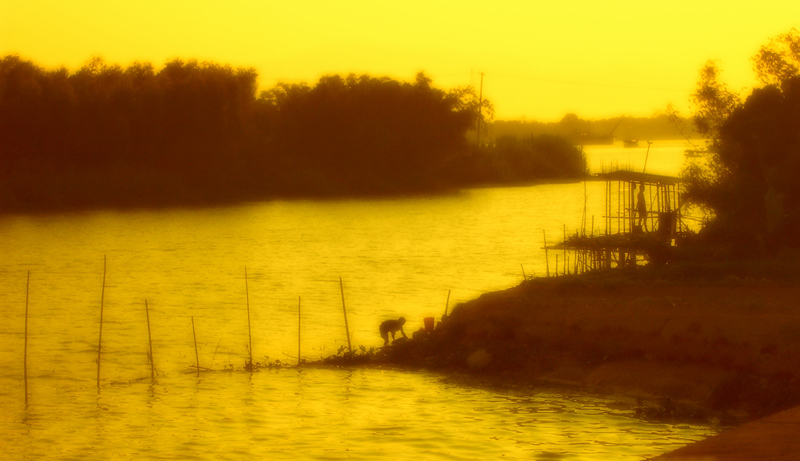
top-left (490, 113), bottom-right (700, 145)
top-left (0, 55), bottom-right (587, 212)
top-left (684, 28), bottom-right (800, 251)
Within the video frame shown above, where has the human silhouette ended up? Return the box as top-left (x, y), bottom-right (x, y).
top-left (637, 183), bottom-right (648, 231)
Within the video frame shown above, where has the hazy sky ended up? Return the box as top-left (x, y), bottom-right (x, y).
top-left (2, 0), bottom-right (798, 120)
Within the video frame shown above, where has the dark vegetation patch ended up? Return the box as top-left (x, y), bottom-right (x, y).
top-left (0, 55), bottom-right (587, 212)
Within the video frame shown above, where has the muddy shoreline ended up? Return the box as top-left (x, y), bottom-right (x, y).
top-left (322, 259), bottom-right (800, 427)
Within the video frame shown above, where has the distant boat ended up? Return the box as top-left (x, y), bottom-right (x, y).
top-left (623, 139), bottom-right (639, 148)
top-left (579, 118), bottom-right (624, 145)
top-left (684, 148), bottom-right (708, 158)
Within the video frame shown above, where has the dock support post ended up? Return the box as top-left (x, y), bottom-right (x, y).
top-left (340, 277), bottom-right (351, 353)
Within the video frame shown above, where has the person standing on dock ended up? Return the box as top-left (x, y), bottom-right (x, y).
top-left (637, 183), bottom-right (648, 231)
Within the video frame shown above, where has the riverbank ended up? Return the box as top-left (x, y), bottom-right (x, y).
top-left (654, 404), bottom-right (800, 460)
top-left (345, 257), bottom-right (800, 427)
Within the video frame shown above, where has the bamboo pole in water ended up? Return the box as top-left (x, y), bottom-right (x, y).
top-left (297, 297), bottom-right (301, 366)
top-left (582, 180), bottom-right (588, 236)
top-left (618, 181), bottom-right (622, 234)
top-left (563, 225), bottom-right (567, 276)
top-left (629, 182), bottom-right (635, 234)
top-left (444, 289), bottom-right (451, 317)
top-left (520, 264), bottom-right (526, 280)
top-left (24, 270), bottom-right (30, 406)
top-left (339, 277), bottom-right (351, 353)
top-left (603, 180), bottom-right (607, 234)
top-left (543, 230), bottom-right (550, 277)
top-left (555, 254), bottom-right (559, 277)
top-left (97, 255), bottom-right (106, 390)
top-left (145, 300), bottom-right (155, 381)
top-left (191, 316), bottom-right (199, 377)
top-left (245, 267), bottom-right (253, 368)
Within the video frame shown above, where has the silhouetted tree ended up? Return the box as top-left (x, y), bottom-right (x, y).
top-left (690, 61), bottom-right (742, 149)
top-left (258, 72), bottom-right (480, 193)
top-left (752, 28), bottom-right (800, 88)
top-left (683, 29), bottom-right (800, 250)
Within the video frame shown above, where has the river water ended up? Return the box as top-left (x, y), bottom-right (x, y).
top-left (0, 141), bottom-right (714, 459)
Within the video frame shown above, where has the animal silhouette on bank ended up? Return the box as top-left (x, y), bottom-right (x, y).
top-left (379, 317), bottom-right (407, 345)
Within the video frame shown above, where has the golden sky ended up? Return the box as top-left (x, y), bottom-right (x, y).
top-left (2, 0), bottom-right (798, 120)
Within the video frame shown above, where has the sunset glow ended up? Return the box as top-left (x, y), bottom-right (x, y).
top-left (2, 0), bottom-right (798, 120)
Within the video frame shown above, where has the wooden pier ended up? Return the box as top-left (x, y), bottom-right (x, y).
top-left (546, 170), bottom-right (687, 273)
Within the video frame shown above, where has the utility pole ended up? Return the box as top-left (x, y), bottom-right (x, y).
top-left (643, 140), bottom-right (653, 173)
top-left (476, 72), bottom-right (484, 148)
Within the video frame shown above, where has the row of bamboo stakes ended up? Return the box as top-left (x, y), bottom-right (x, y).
top-left (19, 243), bottom-right (577, 404)
top-left (20, 256), bottom-right (459, 407)
top-left (20, 256), bottom-right (366, 406)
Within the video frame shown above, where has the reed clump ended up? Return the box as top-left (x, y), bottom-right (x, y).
top-left (242, 357), bottom-right (296, 371)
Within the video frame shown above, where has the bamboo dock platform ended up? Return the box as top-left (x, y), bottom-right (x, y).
top-left (544, 169), bottom-right (688, 273)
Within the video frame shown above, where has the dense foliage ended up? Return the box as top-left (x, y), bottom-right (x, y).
top-left (0, 56), bottom-right (261, 208)
top-left (684, 29), bottom-right (800, 250)
top-left (450, 135), bottom-right (586, 185)
top-left (257, 73), bottom-right (480, 194)
top-left (0, 55), bottom-right (586, 211)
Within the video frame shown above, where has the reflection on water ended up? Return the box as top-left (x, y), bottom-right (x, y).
top-left (0, 182), bottom-right (611, 373)
top-left (0, 141), bottom-right (710, 458)
top-left (1, 368), bottom-right (712, 460)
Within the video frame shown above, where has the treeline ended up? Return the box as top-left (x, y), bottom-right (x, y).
top-left (0, 56), bottom-right (262, 209)
top-left (0, 55), bottom-right (586, 211)
top-left (490, 112), bottom-right (700, 145)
